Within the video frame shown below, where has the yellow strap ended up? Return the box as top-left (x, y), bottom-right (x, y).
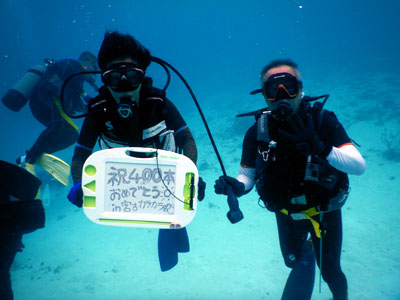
top-left (280, 207), bottom-right (322, 238)
top-left (52, 97), bottom-right (79, 132)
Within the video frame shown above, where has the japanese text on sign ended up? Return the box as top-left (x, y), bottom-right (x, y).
top-left (104, 162), bottom-right (176, 215)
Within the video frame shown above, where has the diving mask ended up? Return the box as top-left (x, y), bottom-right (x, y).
top-left (251, 72), bottom-right (302, 102)
top-left (102, 62), bottom-right (145, 92)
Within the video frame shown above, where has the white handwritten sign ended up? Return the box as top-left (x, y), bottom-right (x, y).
top-left (104, 162), bottom-right (176, 216)
top-left (82, 147), bottom-right (199, 228)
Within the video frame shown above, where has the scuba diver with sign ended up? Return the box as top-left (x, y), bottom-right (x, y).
top-left (214, 59), bottom-right (366, 299)
top-left (65, 31), bottom-right (205, 272)
top-left (1, 51), bottom-right (99, 187)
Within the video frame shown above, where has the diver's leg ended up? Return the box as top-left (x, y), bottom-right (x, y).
top-left (26, 92), bottom-right (78, 164)
top-left (276, 212), bottom-right (308, 267)
top-left (281, 240), bottom-right (315, 300)
top-left (276, 212), bottom-right (315, 300)
top-left (25, 120), bottom-right (78, 163)
top-left (311, 210), bottom-right (348, 300)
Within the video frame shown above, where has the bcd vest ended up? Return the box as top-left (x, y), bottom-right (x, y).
top-left (88, 78), bottom-right (176, 152)
top-left (255, 102), bottom-right (349, 212)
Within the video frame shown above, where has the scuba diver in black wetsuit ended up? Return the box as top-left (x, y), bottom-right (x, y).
top-left (214, 59), bottom-right (366, 299)
top-left (67, 31), bottom-right (204, 272)
top-left (1, 51), bottom-right (98, 177)
top-left (68, 31), bottom-right (198, 205)
top-left (0, 160), bottom-right (45, 300)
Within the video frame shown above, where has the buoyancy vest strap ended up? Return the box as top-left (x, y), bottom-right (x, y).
top-left (142, 120), bottom-right (167, 140)
top-left (257, 112), bottom-right (270, 143)
top-left (280, 207), bottom-right (322, 238)
top-left (52, 96), bottom-right (79, 132)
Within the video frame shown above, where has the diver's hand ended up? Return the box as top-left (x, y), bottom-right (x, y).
top-left (68, 181), bottom-right (83, 208)
top-left (279, 113), bottom-right (325, 156)
top-left (214, 176), bottom-right (245, 197)
top-left (197, 177), bottom-right (206, 201)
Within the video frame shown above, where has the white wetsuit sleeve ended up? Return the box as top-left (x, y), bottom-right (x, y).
top-left (237, 167), bottom-right (256, 191)
top-left (326, 144), bottom-right (366, 175)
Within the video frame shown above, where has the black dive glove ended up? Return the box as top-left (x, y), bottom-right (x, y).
top-left (279, 113), bottom-right (325, 156)
top-left (198, 177), bottom-right (206, 201)
top-left (214, 176), bottom-right (245, 197)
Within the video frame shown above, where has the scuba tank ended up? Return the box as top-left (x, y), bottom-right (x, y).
top-left (1, 64), bottom-right (47, 112)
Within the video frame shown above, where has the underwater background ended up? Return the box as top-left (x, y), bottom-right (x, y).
top-left (1, 0), bottom-right (399, 299)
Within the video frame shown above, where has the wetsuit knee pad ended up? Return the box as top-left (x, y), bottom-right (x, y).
top-left (283, 238), bottom-right (314, 268)
top-left (283, 253), bottom-right (298, 268)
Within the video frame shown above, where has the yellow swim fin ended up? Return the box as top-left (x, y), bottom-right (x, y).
top-left (24, 162), bottom-right (36, 177)
top-left (36, 153), bottom-right (70, 186)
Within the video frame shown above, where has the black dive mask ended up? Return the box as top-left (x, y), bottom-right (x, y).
top-left (117, 97), bottom-right (135, 119)
top-left (250, 72), bottom-right (302, 102)
top-left (102, 62), bottom-right (145, 92)
top-left (263, 73), bottom-right (302, 101)
top-left (272, 101), bottom-right (293, 119)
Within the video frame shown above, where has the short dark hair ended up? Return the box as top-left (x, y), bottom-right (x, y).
top-left (260, 59), bottom-right (299, 79)
top-left (97, 31), bottom-right (151, 71)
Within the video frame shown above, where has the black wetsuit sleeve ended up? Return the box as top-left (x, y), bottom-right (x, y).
top-left (164, 100), bottom-right (187, 130)
top-left (240, 123), bottom-right (258, 168)
top-left (320, 111), bottom-right (351, 152)
top-left (165, 100), bottom-right (198, 164)
top-left (71, 114), bottom-right (100, 183)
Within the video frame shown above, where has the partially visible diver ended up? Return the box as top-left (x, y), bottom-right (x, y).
top-left (214, 59), bottom-right (366, 300)
top-left (0, 160), bottom-right (45, 300)
top-left (1, 51), bottom-right (99, 181)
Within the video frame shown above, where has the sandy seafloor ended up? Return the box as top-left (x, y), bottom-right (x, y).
top-left (4, 66), bottom-right (399, 300)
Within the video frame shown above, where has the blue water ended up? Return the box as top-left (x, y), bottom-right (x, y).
top-left (1, 1), bottom-right (400, 299)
